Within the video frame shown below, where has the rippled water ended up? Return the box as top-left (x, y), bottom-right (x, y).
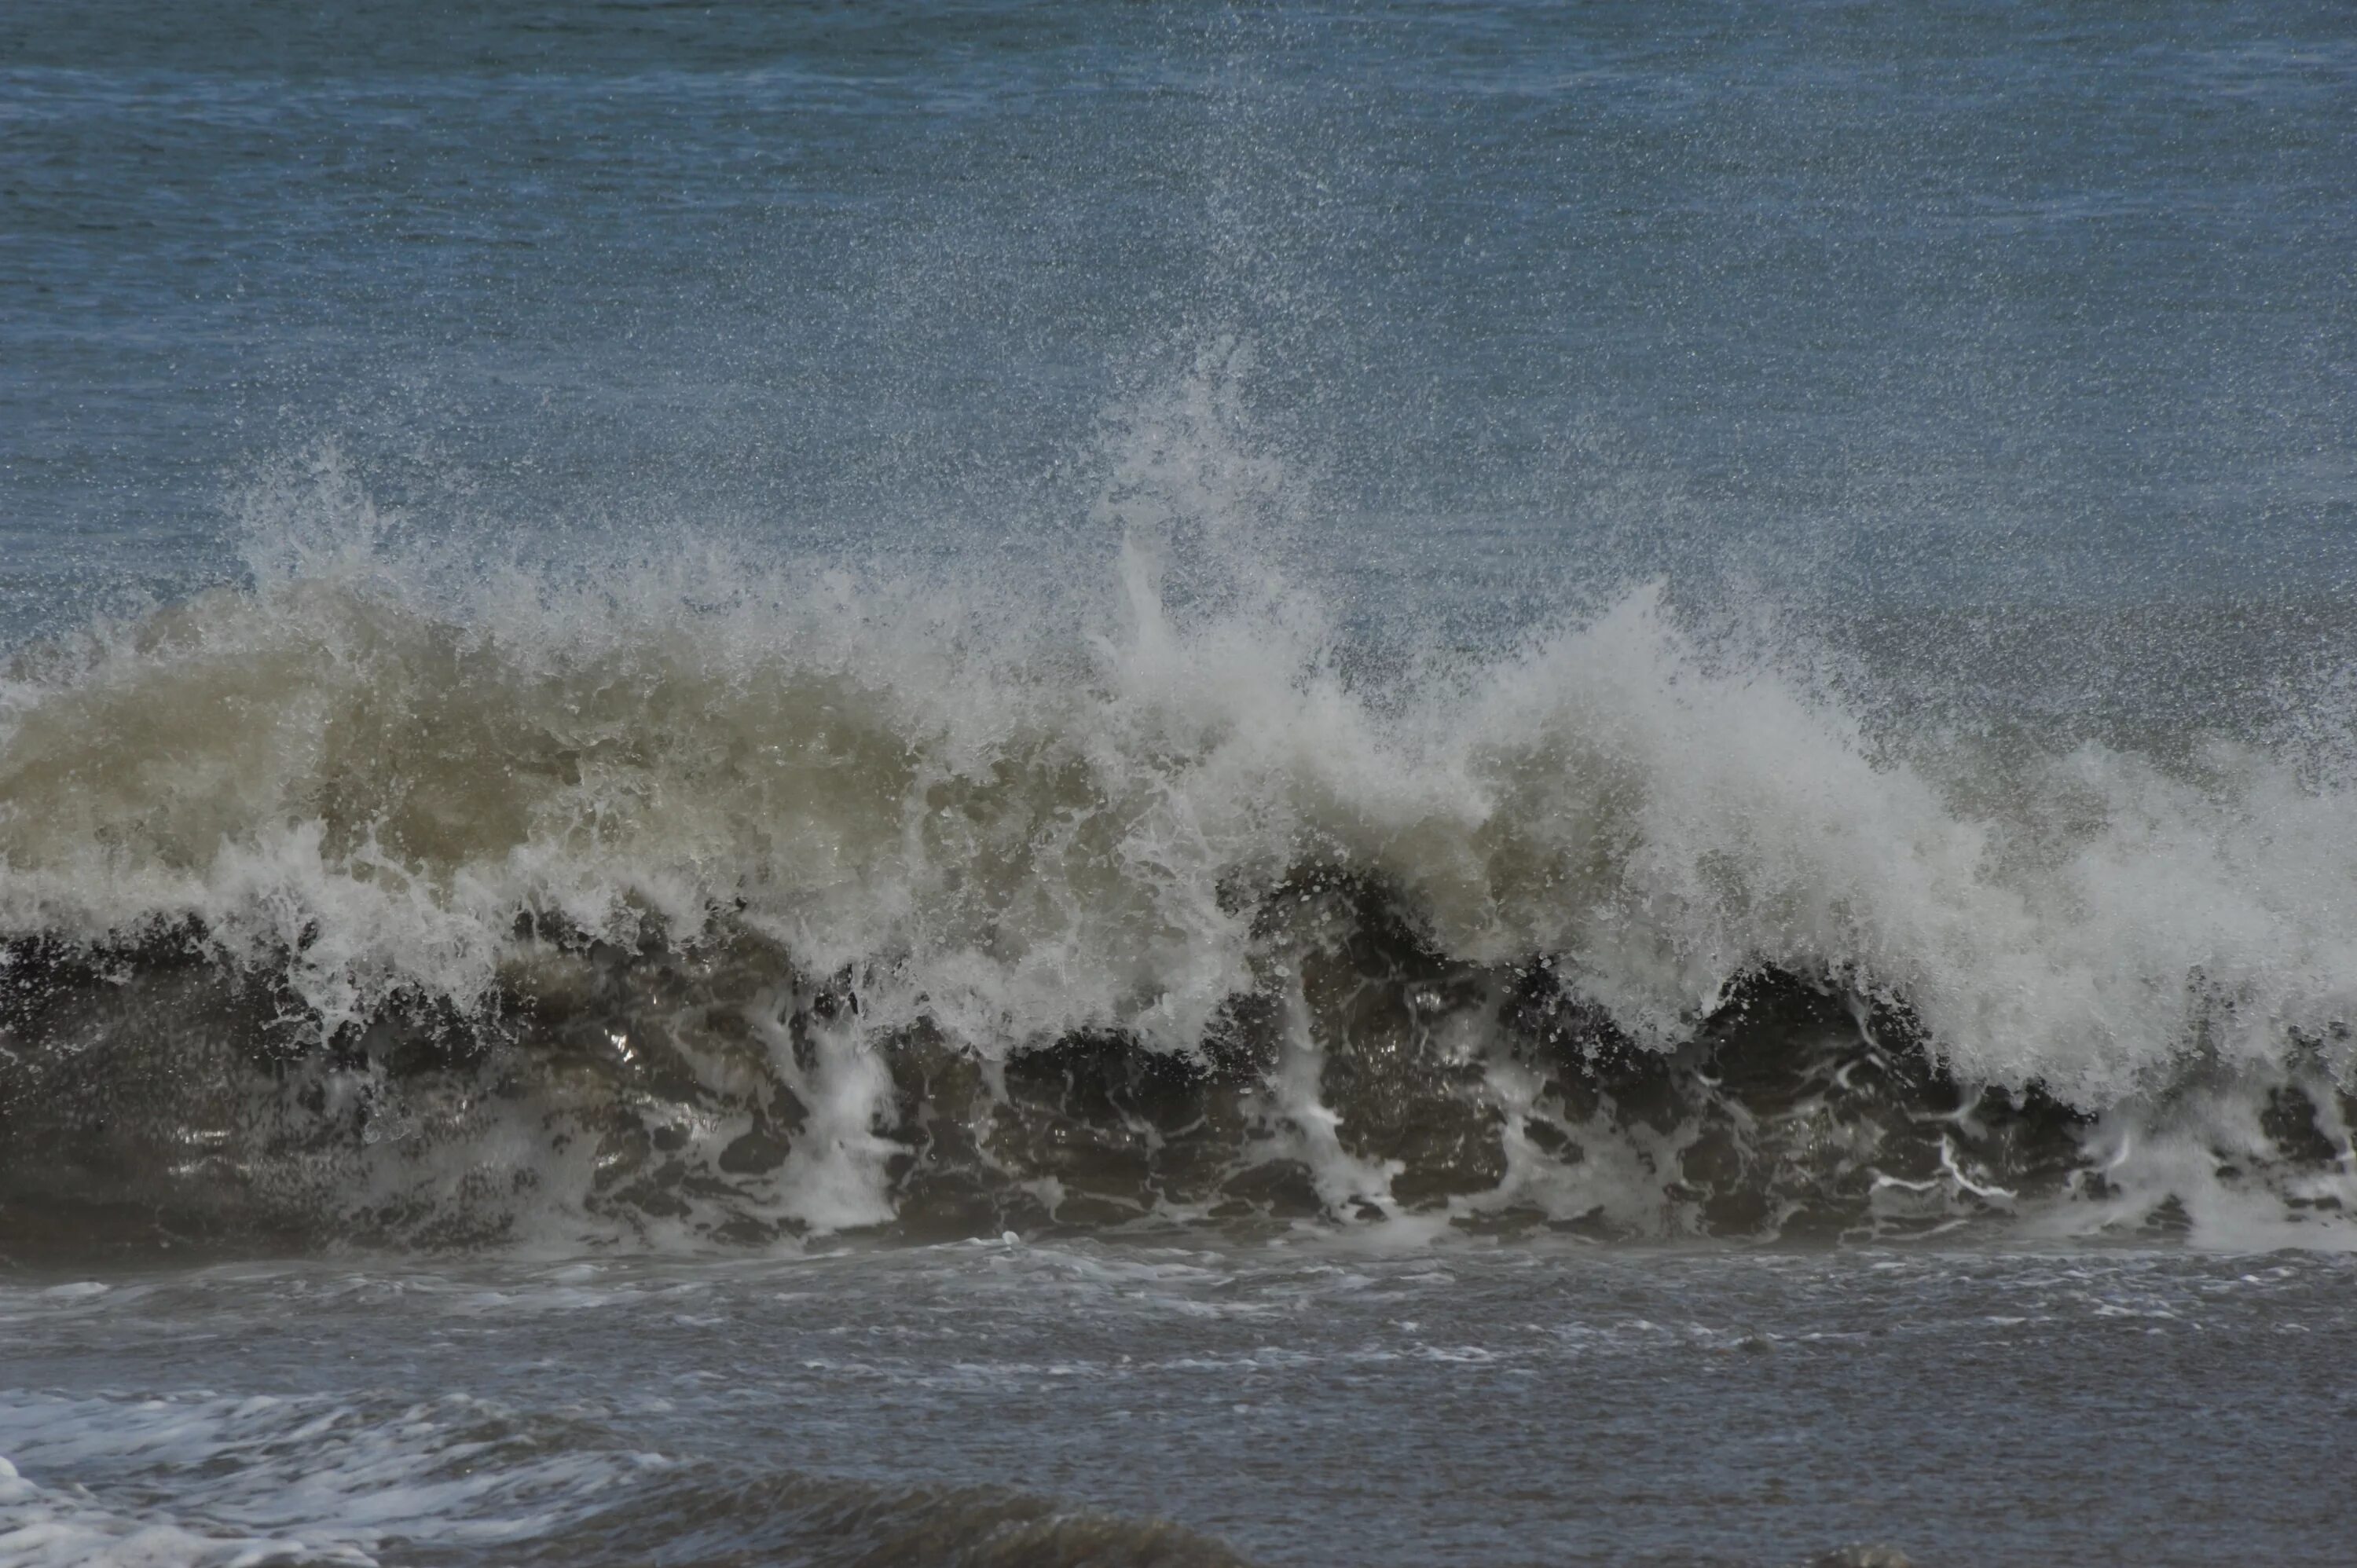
top-left (8, 1241), bottom-right (2354, 1568)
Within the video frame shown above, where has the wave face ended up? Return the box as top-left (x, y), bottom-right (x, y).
top-left (4, 457), bottom-right (2355, 1257)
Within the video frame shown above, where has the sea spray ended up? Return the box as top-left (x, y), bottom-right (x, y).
top-left (2, 443), bottom-right (2355, 1254)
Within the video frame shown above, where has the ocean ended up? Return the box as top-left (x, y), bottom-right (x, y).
top-left (3, 2), bottom-right (2355, 1563)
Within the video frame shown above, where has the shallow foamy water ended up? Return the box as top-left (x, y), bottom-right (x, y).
top-left (5, 1240), bottom-right (2351, 1568)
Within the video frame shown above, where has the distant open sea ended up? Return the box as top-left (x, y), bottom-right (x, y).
top-left (4, 4), bottom-right (2355, 1564)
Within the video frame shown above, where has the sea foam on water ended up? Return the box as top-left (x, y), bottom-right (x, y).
top-left (2, 410), bottom-right (2352, 1255)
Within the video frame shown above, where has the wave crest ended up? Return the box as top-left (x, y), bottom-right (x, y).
top-left (3, 493), bottom-right (2355, 1253)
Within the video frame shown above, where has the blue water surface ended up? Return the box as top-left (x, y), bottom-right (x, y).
top-left (3, 0), bottom-right (2352, 648)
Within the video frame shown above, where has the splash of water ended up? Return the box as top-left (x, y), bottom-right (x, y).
top-left (2, 371), bottom-right (2354, 1255)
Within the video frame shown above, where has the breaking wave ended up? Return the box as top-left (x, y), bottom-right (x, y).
top-left (3, 438), bottom-right (2355, 1258)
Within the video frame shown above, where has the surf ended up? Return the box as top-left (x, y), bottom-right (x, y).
top-left (2, 430), bottom-right (2354, 1257)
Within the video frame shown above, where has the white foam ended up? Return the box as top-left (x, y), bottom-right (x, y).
top-left (0, 1390), bottom-right (647, 1568)
top-left (2, 418), bottom-right (2354, 1242)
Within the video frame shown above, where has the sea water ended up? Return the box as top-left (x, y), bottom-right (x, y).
top-left (4, 3), bottom-right (2355, 1563)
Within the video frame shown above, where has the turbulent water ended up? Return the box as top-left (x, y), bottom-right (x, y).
top-left (9, 1242), bottom-right (2356, 1568)
top-left (4, 461), bottom-right (2354, 1260)
top-left (5, 1), bottom-right (2357, 1563)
